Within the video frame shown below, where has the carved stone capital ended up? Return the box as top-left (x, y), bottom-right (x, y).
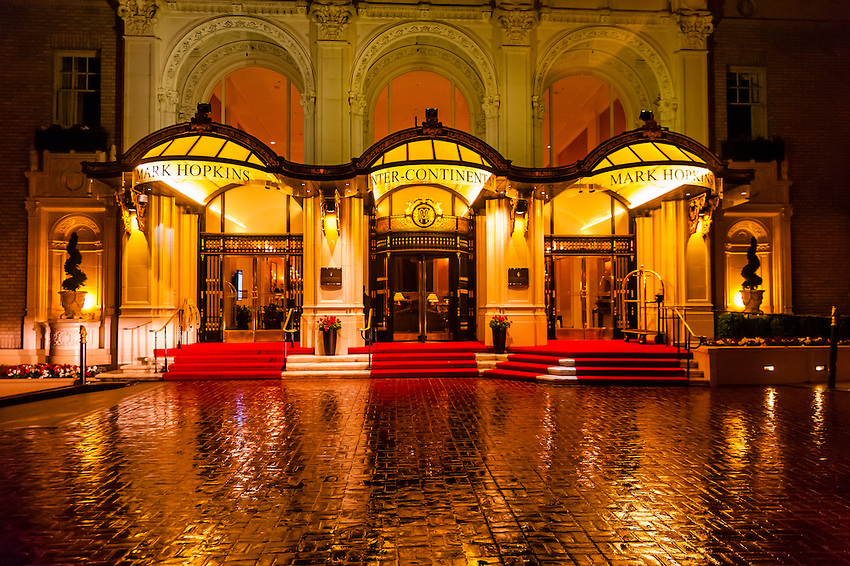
top-left (310, 1), bottom-right (354, 41)
top-left (496, 8), bottom-right (537, 46)
top-left (157, 88), bottom-right (180, 112)
top-left (117, 0), bottom-right (159, 36)
top-left (349, 93), bottom-right (366, 117)
top-left (482, 95), bottom-right (500, 119)
top-left (531, 94), bottom-right (546, 121)
top-left (675, 10), bottom-right (713, 50)
top-left (301, 93), bottom-right (316, 117)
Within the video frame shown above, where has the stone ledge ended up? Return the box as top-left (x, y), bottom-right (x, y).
top-left (694, 345), bottom-right (850, 386)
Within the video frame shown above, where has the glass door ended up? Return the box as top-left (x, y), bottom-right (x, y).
top-left (390, 254), bottom-right (452, 341)
top-left (552, 256), bottom-right (614, 332)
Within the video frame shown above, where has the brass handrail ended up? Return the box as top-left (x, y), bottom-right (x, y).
top-left (667, 306), bottom-right (706, 381)
top-left (150, 309), bottom-right (182, 373)
top-left (359, 309), bottom-right (373, 369)
top-left (282, 309), bottom-right (298, 370)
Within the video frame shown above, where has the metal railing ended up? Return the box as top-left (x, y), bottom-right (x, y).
top-left (664, 306), bottom-right (707, 380)
top-left (121, 319), bottom-right (152, 366)
top-left (359, 309), bottom-right (374, 369)
top-left (151, 310), bottom-right (182, 373)
top-left (282, 308), bottom-right (299, 370)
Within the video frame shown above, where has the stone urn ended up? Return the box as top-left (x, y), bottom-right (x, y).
top-left (59, 290), bottom-right (87, 319)
top-left (741, 288), bottom-right (764, 314)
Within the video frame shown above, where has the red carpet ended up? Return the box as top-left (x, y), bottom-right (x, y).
top-left (484, 340), bottom-right (690, 385)
top-left (161, 342), bottom-right (313, 380)
top-left (360, 341), bottom-right (486, 378)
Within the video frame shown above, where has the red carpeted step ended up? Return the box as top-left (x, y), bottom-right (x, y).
top-left (371, 352), bottom-right (477, 362)
top-left (495, 361), bottom-right (554, 373)
top-left (506, 353), bottom-right (564, 365)
top-left (574, 366), bottom-right (685, 377)
top-left (372, 360), bottom-right (477, 370)
top-left (570, 357), bottom-right (681, 368)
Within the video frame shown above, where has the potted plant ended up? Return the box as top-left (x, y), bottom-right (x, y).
top-left (59, 232), bottom-right (87, 318)
top-left (489, 314), bottom-right (511, 354)
top-left (317, 315), bottom-right (342, 355)
top-left (740, 236), bottom-right (764, 314)
top-left (235, 304), bottom-right (252, 330)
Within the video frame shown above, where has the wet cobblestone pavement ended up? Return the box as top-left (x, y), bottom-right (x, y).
top-left (1, 379), bottom-right (850, 566)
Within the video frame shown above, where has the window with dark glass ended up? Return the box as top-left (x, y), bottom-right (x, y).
top-left (726, 70), bottom-right (764, 140)
top-left (56, 54), bottom-right (101, 128)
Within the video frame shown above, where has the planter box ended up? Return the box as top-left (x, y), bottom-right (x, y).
top-left (693, 345), bottom-right (850, 386)
top-left (0, 378), bottom-right (76, 398)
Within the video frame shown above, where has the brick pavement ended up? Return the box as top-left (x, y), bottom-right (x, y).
top-left (1, 379), bottom-right (849, 565)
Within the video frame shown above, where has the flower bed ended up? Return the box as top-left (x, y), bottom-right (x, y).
top-left (1, 363), bottom-right (100, 379)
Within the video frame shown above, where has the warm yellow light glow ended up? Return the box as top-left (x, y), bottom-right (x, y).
top-left (323, 214), bottom-right (338, 234)
top-left (763, 365), bottom-right (775, 371)
top-left (732, 291), bottom-right (745, 309)
top-left (82, 293), bottom-right (96, 311)
top-left (370, 165), bottom-right (491, 208)
top-left (513, 218), bottom-right (525, 234)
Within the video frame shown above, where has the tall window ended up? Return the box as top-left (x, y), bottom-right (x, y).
top-left (209, 67), bottom-right (304, 162)
top-left (542, 75), bottom-right (626, 167)
top-left (373, 71), bottom-right (470, 143)
top-left (726, 68), bottom-right (766, 140)
top-left (55, 53), bottom-right (100, 128)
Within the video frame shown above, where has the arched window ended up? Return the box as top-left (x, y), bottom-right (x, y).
top-left (542, 75), bottom-right (627, 166)
top-left (373, 71), bottom-right (470, 143)
top-left (209, 67), bottom-right (304, 162)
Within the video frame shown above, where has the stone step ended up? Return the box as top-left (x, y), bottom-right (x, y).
top-left (283, 369), bottom-right (371, 378)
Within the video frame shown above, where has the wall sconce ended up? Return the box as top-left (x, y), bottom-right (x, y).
top-left (688, 191), bottom-right (719, 237)
top-left (321, 189), bottom-right (341, 236)
top-left (117, 181), bottom-right (148, 234)
top-left (511, 198), bottom-right (529, 238)
top-left (426, 293), bottom-right (439, 304)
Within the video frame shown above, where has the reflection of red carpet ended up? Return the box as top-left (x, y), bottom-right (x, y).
top-left (359, 342), bottom-right (486, 378)
top-left (161, 342), bottom-right (313, 380)
top-left (484, 340), bottom-right (690, 385)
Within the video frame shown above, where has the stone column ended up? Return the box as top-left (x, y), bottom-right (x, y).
top-left (496, 7), bottom-right (537, 166)
top-left (117, 0), bottom-right (159, 149)
top-left (674, 10), bottom-right (713, 145)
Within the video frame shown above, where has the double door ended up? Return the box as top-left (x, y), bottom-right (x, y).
top-left (390, 254), bottom-right (453, 341)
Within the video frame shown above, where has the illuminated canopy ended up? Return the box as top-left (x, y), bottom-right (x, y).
top-left (367, 139), bottom-right (495, 207)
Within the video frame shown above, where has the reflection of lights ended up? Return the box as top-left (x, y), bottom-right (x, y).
top-left (812, 387), bottom-right (826, 446)
top-left (763, 365), bottom-right (775, 371)
top-left (815, 365), bottom-right (826, 371)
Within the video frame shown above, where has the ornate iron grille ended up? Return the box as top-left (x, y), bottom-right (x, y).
top-left (545, 235), bottom-right (634, 256)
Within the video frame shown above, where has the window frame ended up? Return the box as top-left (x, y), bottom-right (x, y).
top-left (726, 66), bottom-right (767, 140)
top-left (54, 50), bottom-right (101, 128)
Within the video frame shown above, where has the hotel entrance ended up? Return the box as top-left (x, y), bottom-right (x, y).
top-left (389, 254), bottom-right (453, 341)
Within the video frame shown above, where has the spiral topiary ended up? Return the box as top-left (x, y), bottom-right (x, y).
top-left (62, 232), bottom-right (87, 291)
top-left (741, 236), bottom-right (762, 289)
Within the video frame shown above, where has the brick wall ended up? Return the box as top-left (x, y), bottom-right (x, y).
top-left (712, 16), bottom-right (850, 316)
top-left (0, 0), bottom-right (118, 348)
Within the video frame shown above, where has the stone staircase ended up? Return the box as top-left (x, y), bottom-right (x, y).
top-left (283, 354), bottom-right (371, 378)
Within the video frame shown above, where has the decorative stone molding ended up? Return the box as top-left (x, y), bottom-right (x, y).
top-left (310, 1), bottom-right (354, 41)
top-left (496, 8), bottom-right (538, 46)
top-left (675, 10), bottom-right (713, 50)
top-left (531, 95), bottom-right (545, 120)
top-left (301, 93), bottom-right (316, 117)
top-left (117, 0), bottom-right (158, 36)
top-left (351, 21), bottom-right (498, 105)
top-left (162, 16), bottom-right (315, 112)
top-left (165, 1), bottom-right (307, 16)
top-left (534, 26), bottom-right (673, 120)
top-left (349, 93), bottom-right (367, 117)
top-left (357, 2), bottom-right (490, 21)
top-left (482, 95), bottom-right (500, 119)
top-left (655, 97), bottom-right (678, 126)
top-left (362, 45), bottom-right (486, 103)
top-left (180, 40), bottom-right (301, 113)
top-left (157, 88), bottom-right (180, 114)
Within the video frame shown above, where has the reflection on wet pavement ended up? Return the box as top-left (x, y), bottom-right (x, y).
top-left (1, 379), bottom-right (850, 565)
